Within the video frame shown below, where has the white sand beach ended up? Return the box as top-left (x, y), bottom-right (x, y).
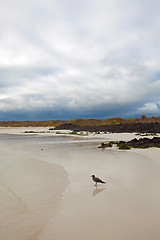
top-left (0, 127), bottom-right (160, 240)
top-left (0, 129), bottom-right (69, 240)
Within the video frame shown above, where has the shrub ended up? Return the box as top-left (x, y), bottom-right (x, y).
top-left (106, 142), bottom-right (113, 147)
top-left (98, 142), bottom-right (113, 148)
top-left (118, 144), bottom-right (131, 150)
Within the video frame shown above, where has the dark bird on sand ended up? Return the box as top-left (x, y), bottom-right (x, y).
top-left (91, 175), bottom-right (106, 186)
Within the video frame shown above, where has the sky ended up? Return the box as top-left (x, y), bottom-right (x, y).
top-left (0, 0), bottom-right (160, 121)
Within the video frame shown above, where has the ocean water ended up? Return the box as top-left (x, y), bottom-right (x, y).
top-left (1, 134), bottom-right (160, 240)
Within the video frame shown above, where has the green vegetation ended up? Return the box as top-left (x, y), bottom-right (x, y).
top-left (126, 118), bottom-right (135, 123)
top-left (136, 145), bottom-right (149, 149)
top-left (113, 120), bottom-right (120, 125)
top-left (24, 131), bottom-right (46, 133)
top-left (24, 131), bottom-right (37, 133)
top-left (118, 144), bottom-right (131, 150)
top-left (98, 142), bottom-right (113, 148)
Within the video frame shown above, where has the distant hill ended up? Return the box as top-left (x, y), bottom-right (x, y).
top-left (0, 116), bottom-right (160, 127)
top-left (0, 120), bottom-right (66, 127)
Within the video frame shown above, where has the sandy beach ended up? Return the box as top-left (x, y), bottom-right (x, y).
top-left (0, 128), bottom-right (69, 240)
top-left (0, 127), bottom-right (160, 240)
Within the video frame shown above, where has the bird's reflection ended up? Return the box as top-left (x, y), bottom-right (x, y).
top-left (92, 186), bottom-right (106, 197)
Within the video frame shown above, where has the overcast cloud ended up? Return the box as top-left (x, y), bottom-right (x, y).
top-left (0, 0), bottom-right (160, 120)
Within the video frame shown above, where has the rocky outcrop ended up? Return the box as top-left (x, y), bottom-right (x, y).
top-left (99, 137), bottom-right (160, 149)
top-left (54, 123), bottom-right (160, 133)
top-left (125, 137), bottom-right (160, 148)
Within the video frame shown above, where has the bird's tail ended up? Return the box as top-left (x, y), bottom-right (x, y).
top-left (101, 181), bottom-right (106, 184)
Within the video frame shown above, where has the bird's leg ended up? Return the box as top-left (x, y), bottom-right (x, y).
top-left (95, 182), bottom-right (97, 186)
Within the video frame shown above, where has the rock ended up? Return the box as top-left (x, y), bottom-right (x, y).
top-left (54, 123), bottom-right (160, 133)
top-left (119, 137), bottom-right (160, 148)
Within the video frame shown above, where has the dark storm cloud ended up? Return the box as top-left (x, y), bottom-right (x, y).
top-left (0, 0), bottom-right (160, 120)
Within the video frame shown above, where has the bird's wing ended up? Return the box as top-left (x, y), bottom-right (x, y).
top-left (94, 177), bottom-right (103, 183)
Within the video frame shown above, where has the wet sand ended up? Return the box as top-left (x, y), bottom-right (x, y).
top-left (0, 140), bottom-right (69, 240)
top-left (0, 128), bottom-right (160, 240)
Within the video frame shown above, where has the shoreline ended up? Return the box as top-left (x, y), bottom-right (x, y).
top-left (0, 140), bottom-right (69, 240)
top-left (0, 126), bottom-right (160, 144)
